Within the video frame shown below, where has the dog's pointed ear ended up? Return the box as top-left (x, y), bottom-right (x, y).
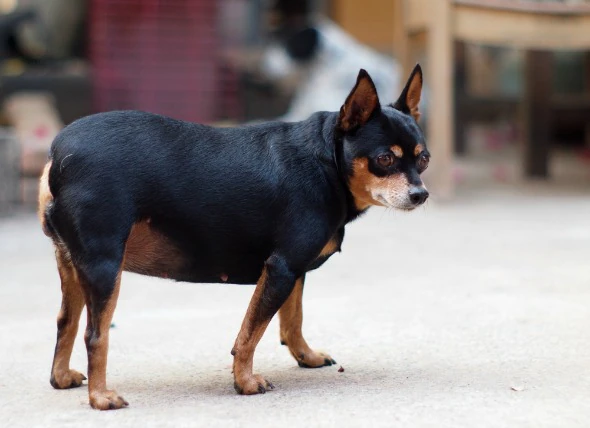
top-left (392, 64), bottom-right (423, 122)
top-left (338, 69), bottom-right (380, 132)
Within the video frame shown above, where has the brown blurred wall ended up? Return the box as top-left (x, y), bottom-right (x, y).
top-left (330, 0), bottom-right (394, 53)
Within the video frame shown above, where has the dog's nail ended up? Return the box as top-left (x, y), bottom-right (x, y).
top-left (267, 381), bottom-right (275, 390)
top-left (257, 384), bottom-right (266, 394)
top-left (123, 400), bottom-right (129, 406)
top-left (280, 340), bottom-right (286, 346)
top-left (331, 359), bottom-right (337, 364)
top-left (324, 358), bottom-right (333, 366)
top-left (82, 375), bottom-right (87, 380)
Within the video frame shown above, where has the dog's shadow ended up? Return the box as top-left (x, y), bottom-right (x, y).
top-left (103, 360), bottom-right (509, 408)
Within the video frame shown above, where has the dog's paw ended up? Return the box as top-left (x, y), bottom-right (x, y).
top-left (234, 374), bottom-right (275, 395)
top-left (295, 350), bottom-right (336, 368)
top-left (50, 369), bottom-right (87, 389)
top-left (89, 390), bottom-right (129, 410)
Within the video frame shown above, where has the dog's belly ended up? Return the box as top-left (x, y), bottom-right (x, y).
top-left (123, 221), bottom-right (266, 284)
top-left (123, 220), bottom-right (343, 284)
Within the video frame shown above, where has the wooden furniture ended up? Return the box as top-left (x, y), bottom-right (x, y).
top-left (0, 130), bottom-right (19, 211)
top-left (393, 0), bottom-right (590, 198)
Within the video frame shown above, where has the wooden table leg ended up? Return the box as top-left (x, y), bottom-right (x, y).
top-left (454, 41), bottom-right (467, 155)
top-left (427, 0), bottom-right (454, 199)
top-left (523, 50), bottom-right (553, 178)
top-left (0, 131), bottom-right (20, 210)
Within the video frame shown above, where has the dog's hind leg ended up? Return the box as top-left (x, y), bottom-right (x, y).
top-left (278, 276), bottom-right (336, 368)
top-left (51, 200), bottom-right (130, 409)
top-left (49, 245), bottom-right (87, 389)
top-left (79, 252), bottom-right (128, 410)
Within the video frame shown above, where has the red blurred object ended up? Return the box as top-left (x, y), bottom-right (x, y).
top-left (89, 0), bottom-right (239, 123)
top-left (33, 125), bottom-right (50, 139)
top-left (578, 148), bottom-right (590, 162)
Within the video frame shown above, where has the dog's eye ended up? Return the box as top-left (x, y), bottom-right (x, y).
top-left (417, 154), bottom-right (430, 172)
top-left (377, 154), bottom-right (394, 167)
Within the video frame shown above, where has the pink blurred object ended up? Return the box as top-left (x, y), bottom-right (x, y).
top-left (33, 125), bottom-right (50, 139)
top-left (452, 166), bottom-right (466, 183)
top-left (90, 0), bottom-right (239, 123)
top-left (3, 93), bottom-right (63, 176)
top-left (492, 165), bottom-right (509, 182)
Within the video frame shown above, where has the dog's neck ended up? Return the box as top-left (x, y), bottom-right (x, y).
top-left (317, 112), bottom-right (368, 223)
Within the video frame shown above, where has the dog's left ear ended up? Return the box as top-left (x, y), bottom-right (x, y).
top-left (338, 69), bottom-right (380, 132)
top-left (392, 64), bottom-right (423, 122)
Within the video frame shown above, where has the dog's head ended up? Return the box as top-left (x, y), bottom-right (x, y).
top-left (338, 65), bottom-right (429, 212)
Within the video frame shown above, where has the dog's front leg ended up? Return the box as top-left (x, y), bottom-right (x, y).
top-left (279, 276), bottom-right (336, 368)
top-left (232, 254), bottom-right (296, 394)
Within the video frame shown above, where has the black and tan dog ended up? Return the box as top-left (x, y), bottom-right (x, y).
top-left (39, 65), bottom-right (429, 410)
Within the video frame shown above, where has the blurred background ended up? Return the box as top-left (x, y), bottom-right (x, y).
top-left (0, 0), bottom-right (588, 209)
top-left (0, 3), bottom-right (589, 422)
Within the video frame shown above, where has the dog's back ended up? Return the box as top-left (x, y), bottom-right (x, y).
top-left (41, 110), bottom-right (344, 284)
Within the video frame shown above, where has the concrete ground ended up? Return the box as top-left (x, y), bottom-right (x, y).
top-left (1, 182), bottom-right (589, 427)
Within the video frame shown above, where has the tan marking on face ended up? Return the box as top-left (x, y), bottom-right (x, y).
top-left (414, 144), bottom-right (424, 157)
top-left (123, 221), bottom-right (185, 278)
top-left (391, 145), bottom-right (403, 158)
top-left (349, 158), bottom-right (412, 210)
top-left (38, 161), bottom-right (53, 236)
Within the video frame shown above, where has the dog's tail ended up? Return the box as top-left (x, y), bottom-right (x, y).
top-left (38, 160), bottom-right (56, 237)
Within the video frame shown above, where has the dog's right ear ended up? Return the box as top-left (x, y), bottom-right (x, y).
top-left (338, 69), bottom-right (381, 132)
top-left (392, 64), bottom-right (423, 122)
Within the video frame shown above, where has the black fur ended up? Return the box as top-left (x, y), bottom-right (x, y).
top-left (43, 67), bottom-right (430, 404)
top-left (47, 110), bottom-right (347, 284)
top-left (45, 68), bottom-right (428, 288)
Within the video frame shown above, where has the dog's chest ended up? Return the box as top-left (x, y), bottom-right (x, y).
top-left (307, 227), bottom-right (345, 271)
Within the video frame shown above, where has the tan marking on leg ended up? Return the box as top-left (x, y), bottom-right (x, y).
top-left (50, 245), bottom-right (87, 389)
top-left (391, 145), bottom-right (403, 158)
top-left (414, 144), bottom-right (424, 156)
top-left (319, 238), bottom-right (338, 258)
top-left (279, 278), bottom-right (335, 368)
top-left (38, 161), bottom-right (53, 236)
top-left (232, 268), bottom-right (275, 394)
top-left (349, 159), bottom-right (409, 210)
top-left (85, 267), bottom-right (128, 410)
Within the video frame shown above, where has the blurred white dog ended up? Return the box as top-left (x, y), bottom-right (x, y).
top-left (260, 18), bottom-right (403, 122)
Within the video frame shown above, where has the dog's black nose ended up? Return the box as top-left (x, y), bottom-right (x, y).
top-left (409, 187), bottom-right (429, 205)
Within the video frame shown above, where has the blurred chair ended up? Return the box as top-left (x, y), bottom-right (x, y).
top-left (393, 0), bottom-right (590, 197)
top-left (0, 129), bottom-right (19, 211)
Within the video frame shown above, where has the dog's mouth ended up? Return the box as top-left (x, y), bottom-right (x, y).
top-left (374, 194), bottom-right (417, 211)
